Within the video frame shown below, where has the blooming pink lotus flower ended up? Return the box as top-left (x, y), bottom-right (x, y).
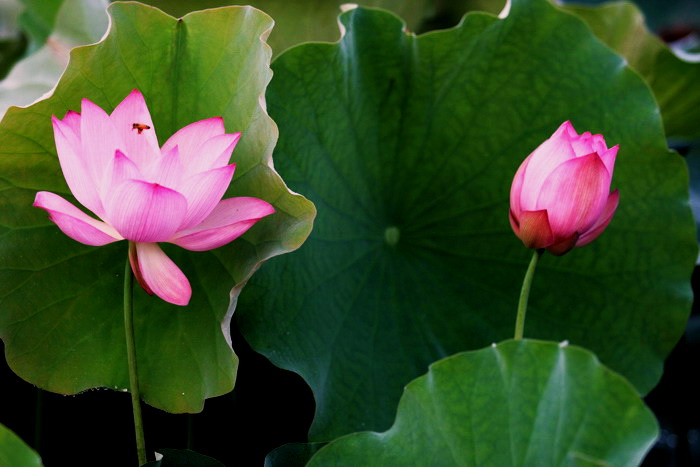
top-left (509, 121), bottom-right (619, 256)
top-left (34, 90), bottom-right (275, 305)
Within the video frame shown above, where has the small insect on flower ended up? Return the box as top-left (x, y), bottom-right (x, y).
top-left (132, 122), bottom-right (151, 134)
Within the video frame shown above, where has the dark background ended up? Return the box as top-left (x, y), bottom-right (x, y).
top-left (1, 267), bottom-right (699, 466)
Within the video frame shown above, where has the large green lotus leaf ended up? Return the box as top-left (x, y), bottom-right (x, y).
top-left (0, 423), bottom-right (42, 467)
top-left (0, 2), bottom-right (315, 413)
top-left (562, 1), bottom-right (700, 140)
top-left (0, 0), bottom-right (109, 119)
top-left (306, 340), bottom-right (658, 466)
top-left (238, 0), bottom-right (695, 440)
top-left (137, 0), bottom-right (431, 57)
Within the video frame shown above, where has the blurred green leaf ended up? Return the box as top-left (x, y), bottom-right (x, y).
top-left (0, 2), bottom-right (314, 413)
top-left (306, 340), bottom-right (658, 467)
top-left (563, 1), bottom-right (700, 140)
top-left (17, 0), bottom-right (63, 52)
top-left (0, 0), bottom-right (26, 79)
top-left (239, 0), bottom-right (695, 440)
top-left (0, 0), bottom-right (109, 119)
top-left (0, 424), bottom-right (42, 467)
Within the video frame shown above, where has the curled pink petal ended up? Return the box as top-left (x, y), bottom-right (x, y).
top-left (577, 190), bottom-right (620, 247)
top-left (177, 164), bottom-right (236, 230)
top-left (106, 180), bottom-right (188, 242)
top-left (171, 197), bottom-right (275, 251)
top-left (134, 242), bottom-right (191, 306)
top-left (519, 121), bottom-right (577, 210)
top-left (52, 115), bottom-right (104, 217)
top-left (161, 117), bottom-right (225, 161)
top-left (109, 89), bottom-right (161, 168)
top-left (536, 152), bottom-right (610, 237)
top-left (517, 210), bottom-right (553, 250)
top-left (33, 191), bottom-right (122, 246)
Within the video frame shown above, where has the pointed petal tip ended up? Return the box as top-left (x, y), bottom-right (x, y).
top-left (135, 243), bottom-right (192, 306)
top-left (33, 191), bottom-right (122, 246)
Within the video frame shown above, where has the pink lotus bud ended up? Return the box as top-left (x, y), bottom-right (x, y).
top-left (33, 90), bottom-right (275, 305)
top-left (509, 121), bottom-right (619, 256)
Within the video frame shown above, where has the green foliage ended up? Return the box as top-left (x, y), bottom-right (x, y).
top-left (265, 442), bottom-right (325, 467)
top-left (563, 1), bottom-right (700, 140)
top-left (18, 0), bottom-right (63, 52)
top-left (239, 0), bottom-right (695, 440)
top-left (134, 0), bottom-right (432, 56)
top-left (0, 423), bottom-right (42, 467)
top-left (0, 0), bottom-right (109, 118)
top-left (0, 2), bottom-right (314, 413)
top-left (306, 340), bottom-right (658, 467)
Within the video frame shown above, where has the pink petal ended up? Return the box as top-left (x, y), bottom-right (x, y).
top-left (161, 117), bottom-right (225, 162)
top-left (109, 89), bottom-right (160, 168)
top-left (129, 242), bottom-right (153, 295)
top-left (170, 197), bottom-right (275, 251)
top-left (563, 121), bottom-right (580, 138)
top-left (106, 180), bottom-right (188, 242)
top-left (80, 98), bottom-right (120, 183)
top-left (577, 190), bottom-right (620, 247)
top-left (60, 110), bottom-right (81, 138)
top-left (134, 242), bottom-right (191, 306)
top-left (147, 145), bottom-right (184, 190)
top-left (570, 131), bottom-right (593, 156)
top-left (520, 121), bottom-right (577, 210)
top-left (509, 209), bottom-right (520, 236)
top-left (177, 164), bottom-right (236, 230)
top-left (510, 155), bottom-right (531, 217)
top-left (52, 115), bottom-right (105, 217)
top-left (598, 144), bottom-right (618, 176)
top-left (592, 134), bottom-right (608, 155)
top-left (536, 152), bottom-right (611, 238)
top-left (33, 191), bottom-right (122, 246)
top-left (185, 133), bottom-right (241, 174)
top-left (107, 150), bottom-right (143, 195)
top-left (546, 232), bottom-right (579, 256)
top-left (517, 209), bottom-right (553, 249)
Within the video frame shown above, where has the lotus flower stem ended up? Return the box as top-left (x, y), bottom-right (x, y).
top-left (124, 243), bottom-right (147, 465)
top-left (514, 249), bottom-right (543, 340)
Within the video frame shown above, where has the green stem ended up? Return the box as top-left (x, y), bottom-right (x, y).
top-left (125, 243), bottom-right (146, 465)
top-left (514, 249), bottom-right (543, 340)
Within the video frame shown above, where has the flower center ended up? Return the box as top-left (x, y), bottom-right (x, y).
top-left (384, 226), bottom-right (400, 247)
